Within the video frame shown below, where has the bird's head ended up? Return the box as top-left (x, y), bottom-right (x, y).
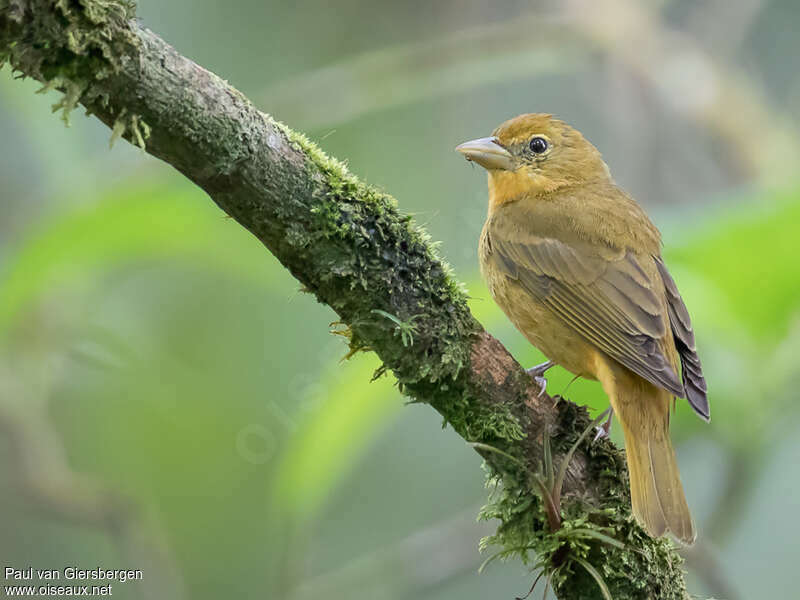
top-left (456, 113), bottom-right (611, 207)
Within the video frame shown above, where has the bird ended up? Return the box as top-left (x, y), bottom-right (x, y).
top-left (456, 113), bottom-right (708, 544)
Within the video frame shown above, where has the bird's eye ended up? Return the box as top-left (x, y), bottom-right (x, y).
top-left (529, 137), bottom-right (548, 154)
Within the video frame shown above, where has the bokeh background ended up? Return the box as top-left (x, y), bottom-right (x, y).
top-left (1, 0), bottom-right (799, 598)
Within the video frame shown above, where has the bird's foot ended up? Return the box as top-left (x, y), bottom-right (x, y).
top-left (532, 376), bottom-right (548, 398)
top-left (526, 360), bottom-right (554, 378)
top-left (593, 408), bottom-right (614, 442)
top-left (526, 361), bottom-right (554, 397)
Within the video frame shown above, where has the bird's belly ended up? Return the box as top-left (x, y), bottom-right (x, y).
top-left (486, 275), bottom-right (600, 380)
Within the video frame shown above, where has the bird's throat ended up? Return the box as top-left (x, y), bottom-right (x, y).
top-left (487, 169), bottom-right (568, 213)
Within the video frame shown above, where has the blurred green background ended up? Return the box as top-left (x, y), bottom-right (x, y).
top-left (1, 0), bottom-right (799, 598)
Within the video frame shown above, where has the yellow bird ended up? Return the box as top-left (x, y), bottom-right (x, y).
top-left (456, 114), bottom-right (708, 544)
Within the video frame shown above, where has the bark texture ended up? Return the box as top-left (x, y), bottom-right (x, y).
top-left (0, 2), bottom-right (690, 598)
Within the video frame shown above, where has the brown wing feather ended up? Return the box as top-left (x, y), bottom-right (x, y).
top-left (491, 235), bottom-right (685, 398)
top-left (655, 258), bottom-right (710, 420)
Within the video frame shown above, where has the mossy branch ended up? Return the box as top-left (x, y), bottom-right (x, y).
top-left (1, 2), bottom-right (690, 598)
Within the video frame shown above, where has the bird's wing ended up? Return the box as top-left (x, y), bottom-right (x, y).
top-left (654, 258), bottom-right (709, 420)
top-left (488, 233), bottom-right (685, 397)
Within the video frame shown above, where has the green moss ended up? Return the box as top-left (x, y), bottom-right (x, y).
top-left (277, 119), bottom-right (467, 295)
top-left (270, 117), bottom-right (479, 394)
top-left (1, 0), bottom-right (145, 142)
top-left (477, 404), bottom-right (689, 600)
top-left (436, 391), bottom-right (526, 446)
top-left (109, 109), bottom-right (151, 149)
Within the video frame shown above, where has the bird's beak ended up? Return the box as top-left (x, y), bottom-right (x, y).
top-left (455, 136), bottom-right (514, 171)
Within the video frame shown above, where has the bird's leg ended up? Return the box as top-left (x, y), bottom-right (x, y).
top-left (593, 407), bottom-right (614, 442)
top-left (526, 360), bottom-right (554, 377)
top-left (525, 360), bottom-right (554, 397)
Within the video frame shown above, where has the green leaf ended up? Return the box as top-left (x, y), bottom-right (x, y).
top-left (270, 353), bottom-right (401, 520)
top-left (666, 190), bottom-right (800, 342)
top-left (0, 181), bottom-right (283, 340)
top-left (559, 528), bottom-right (625, 550)
top-left (574, 557), bottom-right (613, 600)
top-left (470, 442), bottom-right (524, 467)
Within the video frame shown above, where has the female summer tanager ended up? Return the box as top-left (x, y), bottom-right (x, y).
top-left (456, 114), bottom-right (709, 544)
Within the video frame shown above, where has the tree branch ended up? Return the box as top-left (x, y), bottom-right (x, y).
top-left (1, 2), bottom-right (689, 598)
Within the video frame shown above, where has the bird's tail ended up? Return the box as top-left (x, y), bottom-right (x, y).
top-left (610, 372), bottom-right (696, 545)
